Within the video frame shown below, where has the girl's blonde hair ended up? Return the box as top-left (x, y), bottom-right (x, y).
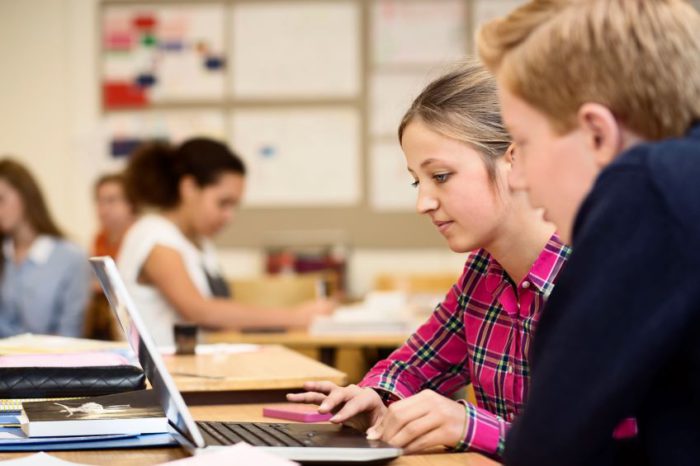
top-left (398, 61), bottom-right (511, 182)
top-left (477, 0), bottom-right (700, 139)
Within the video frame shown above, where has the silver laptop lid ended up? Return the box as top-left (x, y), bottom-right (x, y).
top-left (90, 256), bottom-right (206, 448)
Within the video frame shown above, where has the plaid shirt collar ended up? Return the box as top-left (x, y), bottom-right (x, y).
top-left (483, 233), bottom-right (570, 317)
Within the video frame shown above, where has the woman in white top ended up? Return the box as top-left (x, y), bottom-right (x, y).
top-left (119, 138), bottom-right (333, 345)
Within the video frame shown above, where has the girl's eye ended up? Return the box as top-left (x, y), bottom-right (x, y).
top-left (410, 180), bottom-right (419, 188)
top-left (433, 173), bottom-right (451, 183)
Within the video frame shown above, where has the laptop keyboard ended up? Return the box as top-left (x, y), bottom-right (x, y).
top-left (197, 422), bottom-right (317, 447)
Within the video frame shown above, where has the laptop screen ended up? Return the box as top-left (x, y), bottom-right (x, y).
top-left (90, 256), bottom-right (206, 448)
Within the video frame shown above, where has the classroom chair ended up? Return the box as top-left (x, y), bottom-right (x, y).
top-left (229, 271), bottom-right (338, 307)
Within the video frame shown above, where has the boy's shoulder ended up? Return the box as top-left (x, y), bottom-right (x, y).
top-left (598, 125), bottom-right (700, 232)
top-left (614, 124), bottom-right (700, 172)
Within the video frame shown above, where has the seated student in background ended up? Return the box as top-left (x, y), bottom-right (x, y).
top-left (0, 158), bottom-right (90, 337)
top-left (477, 1), bottom-right (700, 464)
top-left (92, 173), bottom-right (137, 259)
top-left (288, 62), bottom-right (570, 459)
top-left (85, 173), bottom-right (137, 340)
top-left (119, 137), bottom-right (334, 346)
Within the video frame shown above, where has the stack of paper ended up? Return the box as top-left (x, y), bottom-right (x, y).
top-left (310, 291), bottom-right (416, 334)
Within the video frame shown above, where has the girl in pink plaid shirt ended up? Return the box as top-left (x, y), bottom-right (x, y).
top-left (288, 61), bottom-right (569, 458)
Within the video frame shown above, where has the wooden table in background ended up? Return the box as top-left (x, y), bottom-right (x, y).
top-left (204, 330), bottom-right (410, 367)
top-left (165, 345), bottom-right (346, 404)
top-left (0, 403), bottom-right (500, 466)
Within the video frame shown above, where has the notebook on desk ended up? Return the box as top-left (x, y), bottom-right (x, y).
top-left (90, 256), bottom-right (402, 464)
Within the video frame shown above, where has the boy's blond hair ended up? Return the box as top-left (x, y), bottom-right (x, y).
top-left (477, 0), bottom-right (700, 140)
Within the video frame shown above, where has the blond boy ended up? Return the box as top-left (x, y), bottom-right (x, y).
top-left (477, 1), bottom-right (700, 465)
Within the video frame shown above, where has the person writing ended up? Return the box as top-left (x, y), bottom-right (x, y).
top-left (118, 137), bottom-right (333, 346)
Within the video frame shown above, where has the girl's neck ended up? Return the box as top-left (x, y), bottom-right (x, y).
top-left (162, 209), bottom-right (200, 247)
top-left (483, 195), bottom-right (556, 285)
top-left (11, 222), bottom-right (38, 263)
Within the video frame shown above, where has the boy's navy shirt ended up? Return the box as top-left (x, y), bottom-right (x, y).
top-left (504, 124), bottom-right (700, 466)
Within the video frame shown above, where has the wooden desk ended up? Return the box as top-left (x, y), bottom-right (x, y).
top-left (204, 330), bottom-right (410, 368)
top-left (0, 403), bottom-right (500, 466)
top-left (166, 345), bottom-right (346, 403)
top-left (0, 335), bottom-right (346, 404)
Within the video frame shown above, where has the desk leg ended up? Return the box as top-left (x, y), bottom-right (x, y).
top-left (319, 347), bottom-right (337, 367)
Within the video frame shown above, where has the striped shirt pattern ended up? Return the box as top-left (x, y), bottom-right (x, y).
top-left (359, 234), bottom-right (570, 457)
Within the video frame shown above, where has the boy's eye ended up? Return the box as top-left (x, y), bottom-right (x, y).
top-left (410, 180), bottom-right (419, 188)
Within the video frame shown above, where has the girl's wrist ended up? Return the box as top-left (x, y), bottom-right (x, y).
top-left (452, 399), bottom-right (470, 451)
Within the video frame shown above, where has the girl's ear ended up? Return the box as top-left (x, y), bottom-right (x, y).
top-left (503, 143), bottom-right (516, 165)
top-left (504, 143), bottom-right (528, 192)
top-left (178, 175), bottom-right (198, 203)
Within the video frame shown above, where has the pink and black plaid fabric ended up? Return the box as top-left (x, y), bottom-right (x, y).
top-left (359, 234), bottom-right (570, 457)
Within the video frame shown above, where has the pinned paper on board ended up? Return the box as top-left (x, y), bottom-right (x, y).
top-left (102, 4), bottom-right (226, 108)
top-left (103, 111), bottom-right (226, 159)
top-left (372, 0), bottom-right (467, 67)
top-left (230, 2), bottom-right (360, 98)
top-left (230, 108), bottom-right (360, 207)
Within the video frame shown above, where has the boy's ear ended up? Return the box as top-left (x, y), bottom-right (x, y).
top-left (577, 103), bottom-right (622, 167)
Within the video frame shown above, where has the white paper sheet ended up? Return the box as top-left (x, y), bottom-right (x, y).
top-left (158, 344), bottom-right (260, 356)
top-left (230, 2), bottom-right (360, 98)
top-left (230, 107), bottom-right (361, 206)
top-left (372, 0), bottom-right (467, 67)
top-left (155, 443), bottom-right (297, 465)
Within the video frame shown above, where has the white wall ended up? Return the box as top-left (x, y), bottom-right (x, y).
top-left (0, 0), bottom-right (99, 246)
top-left (0, 0), bottom-right (464, 297)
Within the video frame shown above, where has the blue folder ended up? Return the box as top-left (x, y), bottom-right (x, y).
top-left (0, 416), bottom-right (177, 451)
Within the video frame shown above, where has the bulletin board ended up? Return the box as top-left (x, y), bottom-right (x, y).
top-left (99, 0), bottom-right (526, 248)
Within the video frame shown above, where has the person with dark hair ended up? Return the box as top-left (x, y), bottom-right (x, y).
top-left (0, 158), bottom-right (90, 337)
top-left (118, 137), bottom-right (333, 345)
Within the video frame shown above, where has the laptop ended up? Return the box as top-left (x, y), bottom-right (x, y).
top-left (90, 256), bottom-right (402, 463)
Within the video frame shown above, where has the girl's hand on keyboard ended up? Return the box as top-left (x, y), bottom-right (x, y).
top-left (286, 381), bottom-right (386, 433)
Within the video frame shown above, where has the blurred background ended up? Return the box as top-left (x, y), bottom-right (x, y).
top-left (2, 0), bottom-right (699, 298)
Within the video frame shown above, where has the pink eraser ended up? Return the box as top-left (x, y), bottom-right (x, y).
top-left (262, 404), bottom-right (333, 423)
